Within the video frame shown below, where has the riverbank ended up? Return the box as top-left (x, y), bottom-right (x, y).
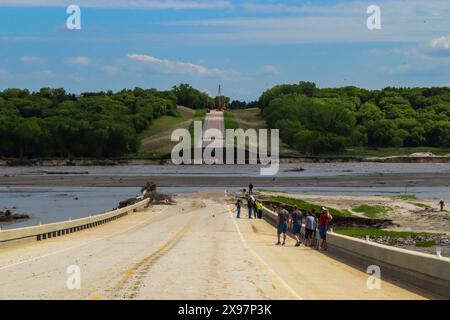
top-left (2, 154), bottom-right (450, 167)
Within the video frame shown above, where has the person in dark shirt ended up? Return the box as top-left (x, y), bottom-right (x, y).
top-left (247, 197), bottom-right (254, 219)
top-left (249, 183), bottom-right (254, 195)
top-left (235, 198), bottom-right (242, 219)
top-left (276, 209), bottom-right (289, 246)
top-left (439, 200), bottom-right (445, 212)
top-left (291, 209), bottom-right (303, 247)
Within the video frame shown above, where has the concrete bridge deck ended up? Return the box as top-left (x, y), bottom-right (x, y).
top-left (0, 193), bottom-right (432, 300)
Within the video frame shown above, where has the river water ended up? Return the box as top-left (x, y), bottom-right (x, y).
top-left (1, 163), bottom-right (449, 229)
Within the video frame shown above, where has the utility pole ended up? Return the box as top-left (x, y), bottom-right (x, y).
top-left (217, 85), bottom-right (223, 111)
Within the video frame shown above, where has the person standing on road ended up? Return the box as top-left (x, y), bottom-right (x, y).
top-left (291, 208), bottom-right (303, 247)
top-left (256, 200), bottom-right (264, 219)
top-left (247, 196), bottom-right (254, 219)
top-left (439, 200), bottom-right (445, 212)
top-left (249, 183), bottom-right (254, 195)
top-left (235, 198), bottom-right (242, 219)
top-left (276, 209), bottom-right (289, 246)
top-left (318, 208), bottom-right (332, 251)
top-left (305, 211), bottom-right (316, 247)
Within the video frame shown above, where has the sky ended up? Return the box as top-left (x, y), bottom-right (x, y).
top-left (0, 0), bottom-right (450, 101)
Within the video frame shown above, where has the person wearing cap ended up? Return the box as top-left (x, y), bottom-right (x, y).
top-left (318, 207), bottom-right (333, 250)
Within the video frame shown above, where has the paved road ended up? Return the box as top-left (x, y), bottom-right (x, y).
top-left (0, 193), bottom-right (431, 299)
top-left (202, 110), bottom-right (225, 149)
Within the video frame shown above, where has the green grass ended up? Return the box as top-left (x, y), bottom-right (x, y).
top-left (224, 111), bottom-right (239, 130)
top-left (188, 109), bottom-right (207, 144)
top-left (352, 204), bottom-right (391, 218)
top-left (256, 189), bottom-right (287, 193)
top-left (390, 195), bottom-right (418, 200)
top-left (194, 109), bottom-right (207, 118)
top-left (138, 106), bottom-right (196, 155)
top-left (262, 195), bottom-right (352, 217)
top-left (410, 202), bottom-right (430, 209)
top-left (415, 240), bottom-right (436, 247)
top-left (139, 114), bottom-right (183, 139)
top-left (335, 228), bottom-right (440, 239)
top-left (342, 146), bottom-right (449, 158)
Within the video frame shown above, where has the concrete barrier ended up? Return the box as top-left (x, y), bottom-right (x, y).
top-left (0, 198), bottom-right (149, 247)
top-left (262, 206), bottom-right (450, 298)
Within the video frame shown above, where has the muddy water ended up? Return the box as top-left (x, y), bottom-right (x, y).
top-left (1, 163), bottom-right (450, 229)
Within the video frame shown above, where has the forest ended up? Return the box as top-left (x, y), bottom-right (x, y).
top-left (0, 87), bottom-right (179, 158)
top-left (259, 81), bottom-right (450, 155)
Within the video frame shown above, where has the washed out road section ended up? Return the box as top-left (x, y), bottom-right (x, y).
top-left (0, 192), bottom-right (430, 299)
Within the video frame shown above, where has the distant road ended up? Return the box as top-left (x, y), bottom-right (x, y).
top-left (0, 192), bottom-right (430, 299)
top-left (200, 110), bottom-right (225, 149)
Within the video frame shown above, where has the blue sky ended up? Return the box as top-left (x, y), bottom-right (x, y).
top-left (1, 0), bottom-right (450, 100)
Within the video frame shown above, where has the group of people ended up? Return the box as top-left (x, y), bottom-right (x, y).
top-left (276, 207), bottom-right (332, 251)
top-left (234, 183), bottom-right (333, 251)
top-left (235, 186), bottom-right (264, 219)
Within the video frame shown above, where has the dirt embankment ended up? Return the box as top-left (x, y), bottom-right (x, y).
top-left (2, 153), bottom-right (450, 167)
top-left (262, 200), bottom-right (394, 229)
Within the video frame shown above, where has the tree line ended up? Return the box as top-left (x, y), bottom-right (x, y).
top-left (0, 87), bottom-right (178, 158)
top-left (229, 100), bottom-right (258, 109)
top-left (259, 81), bottom-right (450, 155)
top-left (172, 84), bottom-right (231, 109)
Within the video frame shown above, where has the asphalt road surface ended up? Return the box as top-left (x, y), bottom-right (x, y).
top-left (202, 110), bottom-right (225, 149)
top-left (0, 193), bottom-right (432, 299)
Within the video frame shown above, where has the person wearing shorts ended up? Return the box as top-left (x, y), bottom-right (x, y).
top-left (276, 209), bottom-right (289, 246)
top-left (318, 208), bottom-right (332, 250)
top-left (291, 209), bottom-right (303, 247)
top-left (305, 211), bottom-right (316, 247)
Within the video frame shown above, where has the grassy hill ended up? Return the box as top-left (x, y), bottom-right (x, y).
top-left (225, 108), bottom-right (300, 157)
top-left (134, 106), bottom-right (201, 159)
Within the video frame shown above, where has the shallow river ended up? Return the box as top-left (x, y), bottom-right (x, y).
top-left (1, 163), bottom-right (449, 229)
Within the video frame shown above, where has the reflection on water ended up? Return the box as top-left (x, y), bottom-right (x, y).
top-left (0, 187), bottom-right (139, 230)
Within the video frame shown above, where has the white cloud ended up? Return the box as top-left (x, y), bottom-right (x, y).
top-left (166, 1), bottom-right (450, 45)
top-left (102, 65), bottom-right (121, 75)
top-left (66, 56), bottom-right (91, 66)
top-left (262, 65), bottom-right (280, 75)
top-left (426, 36), bottom-right (450, 57)
top-left (19, 56), bottom-right (43, 64)
top-left (0, 0), bottom-right (233, 9)
top-left (126, 53), bottom-right (237, 78)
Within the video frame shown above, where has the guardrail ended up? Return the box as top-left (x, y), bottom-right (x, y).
top-left (0, 198), bottom-right (150, 247)
top-left (262, 206), bottom-right (450, 298)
